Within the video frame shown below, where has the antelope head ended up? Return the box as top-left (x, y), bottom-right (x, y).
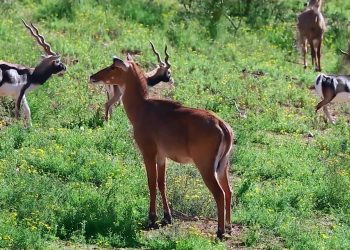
top-left (90, 56), bottom-right (131, 85)
top-left (148, 41), bottom-right (173, 86)
top-left (306, 0), bottom-right (322, 10)
top-left (22, 20), bottom-right (66, 79)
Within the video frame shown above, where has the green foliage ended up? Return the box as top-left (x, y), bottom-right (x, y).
top-left (36, 0), bottom-right (77, 21)
top-left (1, 0), bottom-right (350, 249)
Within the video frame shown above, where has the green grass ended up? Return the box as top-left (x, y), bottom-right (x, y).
top-left (1, 0), bottom-right (350, 249)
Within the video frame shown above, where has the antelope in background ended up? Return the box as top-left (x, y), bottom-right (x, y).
top-left (315, 73), bottom-right (350, 124)
top-left (103, 42), bottom-right (173, 121)
top-left (297, 0), bottom-right (326, 71)
top-left (315, 45), bottom-right (350, 124)
top-left (0, 20), bottom-right (66, 126)
top-left (90, 54), bottom-right (234, 239)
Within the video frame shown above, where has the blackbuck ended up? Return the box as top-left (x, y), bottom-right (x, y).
top-left (315, 73), bottom-right (350, 124)
top-left (103, 42), bottom-right (173, 121)
top-left (0, 20), bottom-right (66, 125)
top-left (297, 0), bottom-right (326, 71)
top-left (90, 55), bottom-right (234, 238)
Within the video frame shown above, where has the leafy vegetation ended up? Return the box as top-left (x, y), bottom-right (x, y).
top-left (1, 0), bottom-right (350, 249)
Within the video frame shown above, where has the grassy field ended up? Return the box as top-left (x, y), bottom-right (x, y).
top-left (1, 0), bottom-right (350, 249)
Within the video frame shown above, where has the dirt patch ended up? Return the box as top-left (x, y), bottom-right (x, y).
top-left (0, 116), bottom-right (12, 130)
top-left (240, 69), bottom-right (265, 79)
top-left (143, 212), bottom-right (247, 249)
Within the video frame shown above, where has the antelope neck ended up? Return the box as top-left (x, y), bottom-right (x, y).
top-left (147, 72), bottom-right (165, 87)
top-left (121, 65), bottom-right (149, 124)
top-left (30, 66), bottom-right (55, 85)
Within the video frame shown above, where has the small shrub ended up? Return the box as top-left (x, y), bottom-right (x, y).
top-left (36, 0), bottom-right (77, 21)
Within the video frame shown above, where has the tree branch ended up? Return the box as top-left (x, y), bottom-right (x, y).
top-left (339, 48), bottom-right (350, 56)
top-left (224, 13), bottom-right (242, 34)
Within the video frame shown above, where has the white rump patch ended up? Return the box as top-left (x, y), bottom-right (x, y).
top-left (315, 73), bottom-right (326, 98)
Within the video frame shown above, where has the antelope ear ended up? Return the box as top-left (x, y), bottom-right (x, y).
top-left (331, 78), bottom-right (338, 85)
top-left (126, 53), bottom-right (134, 62)
top-left (326, 77), bottom-right (333, 84)
top-left (113, 56), bottom-right (130, 71)
top-left (50, 55), bottom-right (60, 61)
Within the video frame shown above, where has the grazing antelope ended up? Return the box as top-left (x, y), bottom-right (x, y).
top-left (315, 73), bottom-right (350, 124)
top-left (0, 20), bottom-right (66, 125)
top-left (90, 54), bottom-right (234, 239)
top-left (103, 42), bottom-right (173, 121)
top-left (297, 0), bottom-right (326, 71)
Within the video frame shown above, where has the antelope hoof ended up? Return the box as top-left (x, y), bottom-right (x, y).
top-left (24, 122), bottom-right (32, 128)
top-left (161, 212), bottom-right (172, 226)
top-left (216, 228), bottom-right (225, 239)
top-left (147, 213), bottom-right (159, 229)
top-left (225, 224), bottom-right (232, 234)
top-left (147, 220), bottom-right (159, 229)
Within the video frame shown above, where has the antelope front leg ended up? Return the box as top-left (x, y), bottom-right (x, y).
top-left (15, 83), bottom-right (30, 119)
top-left (316, 39), bottom-right (322, 72)
top-left (310, 42), bottom-right (316, 68)
top-left (143, 155), bottom-right (158, 229)
top-left (14, 95), bottom-right (23, 119)
top-left (22, 95), bottom-right (32, 127)
top-left (302, 39), bottom-right (308, 69)
top-left (104, 86), bottom-right (122, 121)
top-left (104, 94), bottom-right (121, 121)
top-left (156, 156), bottom-right (172, 225)
top-left (347, 103), bottom-right (350, 124)
top-left (14, 103), bottom-right (20, 119)
top-left (316, 92), bottom-right (335, 124)
top-left (323, 105), bottom-right (335, 124)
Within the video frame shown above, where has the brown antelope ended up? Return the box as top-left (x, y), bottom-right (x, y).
top-left (297, 0), bottom-right (326, 71)
top-left (315, 73), bottom-right (350, 124)
top-left (90, 54), bottom-right (234, 238)
top-left (0, 20), bottom-right (66, 125)
top-left (103, 42), bottom-right (173, 121)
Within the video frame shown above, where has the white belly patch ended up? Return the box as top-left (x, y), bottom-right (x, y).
top-left (333, 92), bottom-right (350, 103)
top-left (0, 83), bottom-right (23, 98)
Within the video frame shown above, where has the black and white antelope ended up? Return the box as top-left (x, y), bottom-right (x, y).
top-left (103, 42), bottom-right (173, 121)
top-left (0, 20), bottom-right (66, 125)
top-left (315, 73), bottom-right (350, 123)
